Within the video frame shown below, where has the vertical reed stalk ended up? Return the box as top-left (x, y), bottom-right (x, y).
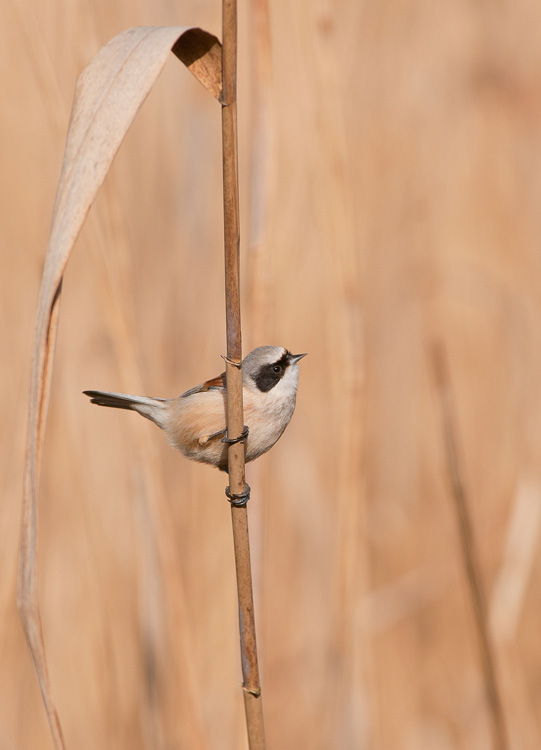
top-left (220, 1), bottom-right (266, 747)
top-left (432, 343), bottom-right (508, 750)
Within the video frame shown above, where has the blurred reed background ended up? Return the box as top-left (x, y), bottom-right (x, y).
top-left (2, 0), bottom-right (541, 748)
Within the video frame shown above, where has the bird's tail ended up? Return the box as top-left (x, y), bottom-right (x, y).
top-left (83, 390), bottom-right (168, 427)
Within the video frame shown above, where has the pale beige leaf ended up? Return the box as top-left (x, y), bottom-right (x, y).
top-left (19, 25), bottom-right (222, 750)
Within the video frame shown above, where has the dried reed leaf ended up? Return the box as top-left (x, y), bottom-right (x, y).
top-left (172, 28), bottom-right (223, 99)
top-left (19, 25), bottom-right (222, 749)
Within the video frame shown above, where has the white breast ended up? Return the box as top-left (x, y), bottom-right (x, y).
top-left (243, 366), bottom-right (299, 461)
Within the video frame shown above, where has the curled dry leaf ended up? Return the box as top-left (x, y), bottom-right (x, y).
top-left (19, 25), bottom-right (222, 750)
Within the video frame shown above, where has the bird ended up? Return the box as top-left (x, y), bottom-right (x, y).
top-left (84, 346), bottom-right (306, 471)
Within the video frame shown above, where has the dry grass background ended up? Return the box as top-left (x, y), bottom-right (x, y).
top-left (2, 0), bottom-right (541, 748)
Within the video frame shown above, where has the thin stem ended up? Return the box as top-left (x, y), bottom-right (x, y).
top-left (221, 1), bottom-right (266, 747)
top-left (432, 342), bottom-right (508, 750)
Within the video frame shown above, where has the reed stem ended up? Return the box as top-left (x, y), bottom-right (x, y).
top-left (221, 1), bottom-right (266, 747)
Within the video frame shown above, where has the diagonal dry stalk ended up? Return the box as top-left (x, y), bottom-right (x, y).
top-left (220, 1), bottom-right (266, 747)
top-left (431, 342), bottom-right (508, 750)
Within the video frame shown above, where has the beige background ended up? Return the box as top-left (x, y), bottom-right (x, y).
top-left (2, 0), bottom-right (541, 748)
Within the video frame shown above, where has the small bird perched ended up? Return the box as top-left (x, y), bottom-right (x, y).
top-left (84, 346), bottom-right (306, 471)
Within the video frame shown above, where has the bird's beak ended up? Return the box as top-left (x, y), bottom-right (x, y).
top-left (289, 352), bottom-right (308, 364)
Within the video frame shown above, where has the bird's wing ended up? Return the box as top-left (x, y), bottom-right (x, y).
top-left (180, 372), bottom-right (226, 398)
top-left (165, 387), bottom-right (227, 452)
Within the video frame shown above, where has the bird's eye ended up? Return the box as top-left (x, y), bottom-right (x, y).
top-left (273, 365), bottom-right (281, 373)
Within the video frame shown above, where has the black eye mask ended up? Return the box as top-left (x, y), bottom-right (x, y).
top-left (252, 352), bottom-right (290, 393)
